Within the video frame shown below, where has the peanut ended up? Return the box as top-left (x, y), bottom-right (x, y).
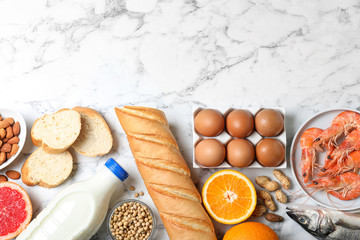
top-left (6, 170), bottom-right (20, 180)
top-left (0, 128), bottom-right (5, 139)
top-left (257, 190), bottom-right (277, 212)
top-left (265, 213), bottom-right (284, 222)
top-left (252, 204), bottom-right (267, 217)
top-left (255, 176), bottom-right (280, 192)
top-left (273, 170), bottom-right (291, 190)
top-left (12, 122), bottom-right (20, 136)
top-left (5, 126), bottom-right (13, 139)
top-left (275, 189), bottom-right (288, 203)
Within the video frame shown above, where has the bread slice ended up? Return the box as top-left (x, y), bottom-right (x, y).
top-left (31, 109), bottom-right (81, 153)
top-left (21, 147), bottom-right (73, 188)
top-left (71, 107), bottom-right (113, 157)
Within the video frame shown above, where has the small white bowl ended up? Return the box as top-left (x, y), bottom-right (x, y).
top-left (0, 108), bottom-right (27, 170)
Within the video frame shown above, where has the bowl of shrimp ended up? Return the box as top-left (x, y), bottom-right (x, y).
top-left (290, 108), bottom-right (360, 211)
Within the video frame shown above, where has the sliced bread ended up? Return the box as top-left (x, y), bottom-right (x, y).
top-left (72, 107), bottom-right (113, 157)
top-left (21, 147), bottom-right (73, 188)
top-left (31, 109), bottom-right (81, 153)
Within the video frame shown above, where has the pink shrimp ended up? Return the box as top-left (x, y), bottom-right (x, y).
top-left (318, 151), bottom-right (360, 177)
top-left (313, 111), bottom-right (360, 150)
top-left (307, 172), bottom-right (360, 201)
top-left (324, 129), bottom-right (360, 169)
top-left (300, 128), bottom-right (324, 183)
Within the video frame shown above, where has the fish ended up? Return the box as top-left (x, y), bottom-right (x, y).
top-left (286, 205), bottom-right (360, 240)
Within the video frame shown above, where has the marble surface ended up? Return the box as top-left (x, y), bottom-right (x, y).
top-left (1, 0), bottom-right (360, 239)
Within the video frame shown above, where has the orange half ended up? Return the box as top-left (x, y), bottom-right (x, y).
top-left (202, 170), bottom-right (257, 224)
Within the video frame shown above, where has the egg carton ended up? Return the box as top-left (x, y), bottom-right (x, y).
top-left (192, 106), bottom-right (287, 169)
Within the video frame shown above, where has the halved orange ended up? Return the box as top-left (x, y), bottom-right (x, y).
top-left (202, 170), bottom-right (256, 224)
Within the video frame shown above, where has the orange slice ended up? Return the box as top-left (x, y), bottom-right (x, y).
top-left (202, 170), bottom-right (256, 224)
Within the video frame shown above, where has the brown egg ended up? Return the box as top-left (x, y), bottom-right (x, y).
top-left (256, 138), bottom-right (285, 167)
top-left (226, 139), bottom-right (255, 167)
top-left (194, 109), bottom-right (224, 137)
top-left (255, 109), bottom-right (284, 137)
top-left (226, 110), bottom-right (254, 138)
top-left (195, 139), bottom-right (225, 167)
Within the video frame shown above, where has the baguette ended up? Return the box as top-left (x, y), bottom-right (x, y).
top-left (115, 106), bottom-right (216, 240)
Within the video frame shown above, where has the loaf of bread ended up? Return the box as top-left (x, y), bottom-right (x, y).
top-left (115, 106), bottom-right (216, 240)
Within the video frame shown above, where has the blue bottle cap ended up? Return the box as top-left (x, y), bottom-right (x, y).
top-left (105, 158), bottom-right (129, 181)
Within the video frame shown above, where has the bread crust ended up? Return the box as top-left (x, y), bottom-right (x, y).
top-left (72, 106), bottom-right (113, 157)
top-left (115, 106), bottom-right (216, 240)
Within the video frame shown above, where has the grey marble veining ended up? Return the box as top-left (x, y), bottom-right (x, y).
top-left (1, 0), bottom-right (360, 239)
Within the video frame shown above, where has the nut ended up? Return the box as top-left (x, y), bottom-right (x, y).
top-left (0, 121), bottom-right (10, 129)
top-left (2, 138), bottom-right (9, 143)
top-left (6, 126), bottom-right (13, 139)
top-left (275, 190), bottom-right (288, 204)
top-left (3, 118), bottom-right (14, 125)
top-left (255, 176), bottom-right (280, 192)
top-left (12, 122), bottom-right (20, 136)
top-left (257, 190), bottom-right (277, 212)
top-left (0, 152), bottom-right (6, 164)
top-left (7, 136), bottom-right (19, 144)
top-left (0, 143), bottom-right (11, 153)
top-left (0, 175), bottom-right (7, 182)
top-left (0, 128), bottom-right (5, 139)
top-left (252, 204), bottom-right (267, 217)
top-left (0, 140), bottom-right (2, 148)
top-left (129, 186), bottom-right (136, 191)
top-left (7, 144), bottom-right (18, 158)
top-left (273, 170), bottom-right (291, 190)
top-left (265, 213), bottom-right (284, 222)
top-left (6, 170), bottom-right (21, 180)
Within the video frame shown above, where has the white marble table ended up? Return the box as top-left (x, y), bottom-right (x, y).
top-left (1, 0), bottom-right (360, 239)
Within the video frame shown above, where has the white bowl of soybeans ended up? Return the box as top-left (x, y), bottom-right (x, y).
top-left (107, 199), bottom-right (156, 240)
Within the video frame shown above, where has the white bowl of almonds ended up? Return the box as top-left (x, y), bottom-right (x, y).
top-left (0, 108), bottom-right (26, 170)
top-left (108, 199), bottom-right (156, 240)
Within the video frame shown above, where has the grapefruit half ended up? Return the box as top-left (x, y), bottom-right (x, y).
top-left (0, 182), bottom-right (32, 240)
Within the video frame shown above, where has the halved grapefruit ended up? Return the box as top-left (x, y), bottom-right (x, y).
top-left (0, 182), bottom-right (32, 240)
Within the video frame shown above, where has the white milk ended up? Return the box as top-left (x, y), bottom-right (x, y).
top-left (17, 158), bottom-right (129, 240)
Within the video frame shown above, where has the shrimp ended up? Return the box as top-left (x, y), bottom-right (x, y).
top-left (300, 128), bottom-right (324, 183)
top-left (313, 111), bottom-right (360, 150)
top-left (325, 129), bottom-right (360, 168)
top-left (307, 172), bottom-right (360, 201)
top-left (318, 151), bottom-right (360, 177)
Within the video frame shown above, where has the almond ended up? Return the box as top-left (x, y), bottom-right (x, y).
top-left (7, 136), bottom-right (19, 144)
top-left (0, 175), bottom-right (7, 182)
top-left (12, 122), bottom-right (20, 136)
top-left (7, 144), bottom-right (18, 158)
top-left (0, 143), bottom-right (11, 153)
top-left (0, 128), bottom-right (5, 139)
top-left (3, 118), bottom-right (14, 125)
top-left (6, 170), bottom-right (20, 180)
top-left (265, 213), bottom-right (284, 222)
top-left (2, 138), bottom-right (9, 143)
top-left (0, 121), bottom-right (10, 129)
top-left (5, 126), bottom-right (13, 139)
top-left (0, 152), bottom-right (6, 164)
top-left (0, 117), bottom-right (2, 121)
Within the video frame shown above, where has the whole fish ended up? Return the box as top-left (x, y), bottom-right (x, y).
top-left (286, 205), bottom-right (360, 240)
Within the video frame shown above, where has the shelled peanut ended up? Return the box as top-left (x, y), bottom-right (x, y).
top-left (273, 170), bottom-right (291, 190)
top-left (255, 176), bottom-right (280, 191)
top-left (257, 190), bottom-right (277, 212)
top-left (0, 117), bottom-right (21, 165)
